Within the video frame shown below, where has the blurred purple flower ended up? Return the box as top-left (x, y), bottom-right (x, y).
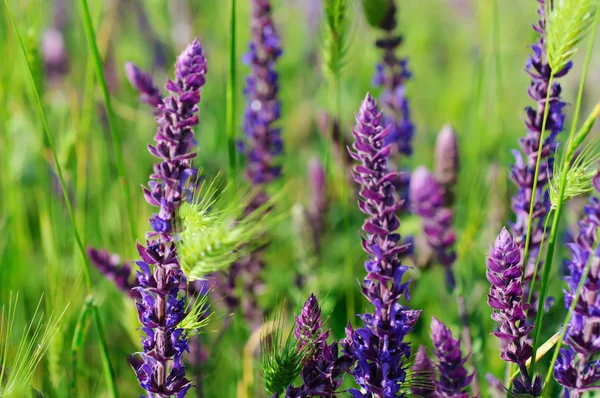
top-left (125, 62), bottom-right (164, 109)
top-left (373, 3), bottom-right (414, 157)
top-left (131, 38), bottom-right (207, 397)
top-left (87, 248), bottom-right (136, 297)
top-left (341, 93), bottom-right (418, 397)
top-left (308, 157), bottom-right (327, 255)
top-left (410, 166), bottom-right (457, 289)
top-left (430, 317), bottom-right (473, 397)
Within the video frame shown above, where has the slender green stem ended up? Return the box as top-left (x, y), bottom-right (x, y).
top-left (226, 0), bottom-right (237, 182)
top-left (522, 73), bottom-right (555, 276)
top-left (4, 3), bottom-right (117, 396)
top-left (79, 0), bottom-right (136, 243)
top-left (527, 210), bottom-right (552, 305)
top-left (544, 242), bottom-right (597, 387)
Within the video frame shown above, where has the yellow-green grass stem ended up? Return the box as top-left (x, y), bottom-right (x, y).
top-left (226, 0), bottom-right (237, 182)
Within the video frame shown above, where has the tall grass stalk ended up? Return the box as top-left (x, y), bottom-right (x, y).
top-left (79, 0), bottom-right (136, 243)
top-left (226, 0), bottom-right (237, 181)
top-left (529, 4), bottom-right (600, 377)
top-left (4, 2), bottom-right (117, 396)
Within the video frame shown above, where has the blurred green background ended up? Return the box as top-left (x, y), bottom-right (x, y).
top-left (1, 0), bottom-right (600, 396)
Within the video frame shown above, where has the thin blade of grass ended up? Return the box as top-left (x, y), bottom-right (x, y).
top-left (78, 0), bottom-right (136, 243)
top-left (226, 0), bottom-right (237, 182)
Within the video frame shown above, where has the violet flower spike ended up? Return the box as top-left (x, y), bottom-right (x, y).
top-left (510, 0), bottom-right (571, 288)
top-left (486, 228), bottom-right (542, 396)
top-left (341, 93), bottom-right (419, 398)
top-left (373, 1), bottom-right (414, 157)
top-left (554, 192), bottom-right (600, 397)
top-left (131, 38), bottom-right (207, 398)
top-left (430, 317), bottom-right (473, 397)
top-left (285, 294), bottom-right (352, 397)
top-left (410, 166), bottom-right (457, 290)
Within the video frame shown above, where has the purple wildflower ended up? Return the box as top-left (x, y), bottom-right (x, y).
top-left (435, 125), bottom-right (459, 201)
top-left (131, 38), bottom-right (207, 397)
top-left (125, 62), bottom-right (164, 109)
top-left (510, 0), bottom-right (571, 286)
top-left (295, 294), bottom-right (329, 356)
top-left (554, 193), bottom-right (600, 396)
top-left (373, 2), bottom-right (414, 157)
top-left (430, 317), bottom-right (473, 397)
top-left (43, 28), bottom-right (69, 80)
top-left (410, 346), bottom-right (435, 397)
top-left (410, 166), bottom-right (457, 289)
top-left (341, 93), bottom-right (419, 397)
top-left (87, 248), bottom-right (136, 297)
top-left (285, 294), bottom-right (352, 397)
top-left (486, 228), bottom-right (542, 395)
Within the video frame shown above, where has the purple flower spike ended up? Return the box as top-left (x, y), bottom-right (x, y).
top-left (125, 62), bottom-right (163, 109)
top-left (430, 317), bottom-right (473, 397)
top-left (510, 0), bottom-right (570, 292)
top-left (410, 166), bottom-right (457, 289)
top-left (295, 293), bottom-right (329, 356)
top-left (308, 157), bottom-right (327, 254)
top-left (487, 228), bottom-right (541, 396)
top-left (131, 38), bottom-right (207, 397)
top-left (373, 3), bottom-right (414, 156)
top-left (554, 192), bottom-right (600, 396)
top-left (286, 294), bottom-right (352, 397)
top-left (341, 93), bottom-right (418, 398)
top-left (411, 345), bottom-right (435, 397)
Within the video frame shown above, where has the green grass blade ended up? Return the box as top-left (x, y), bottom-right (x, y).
top-left (226, 0), bottom-right (237, 182)
top-left (79, 0), bottom-right (136, 243)
top-left (70, 297), bottom-right (94, 396)
top-left (3, 2), bottom-right (117, 396)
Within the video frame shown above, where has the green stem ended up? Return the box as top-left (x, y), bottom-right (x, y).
top-left (527, 210), bottom-right (552, 305)
top-left (544, 241), bottom-right (597, 387)
top-left (4, 3), bottom-right (117, 396)
top-left (79, 0), bottom-right (136, 244)
top-left (522, 73), bottom-right (554, 276)
top-left (226, 0), bottom-right (237, 182)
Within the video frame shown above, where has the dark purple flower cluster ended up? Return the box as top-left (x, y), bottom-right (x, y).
top-left (342, 93), bottom-right (419, 397)
top-left (284, 294), bottom-right (352, 397)
top-left (486, 228), bottom-right (541, 396)
top-left (510, 0), bottom-right (571, 283)
top-left (554, 194), bottom-right (600, 396)
top-left (410, 166), bottom-right (457, 289)
top-left (430, 317), bottom-right (473, 397)
top-left (372, 2), bottom-right (414, 157)
top-left (87, 248), bottom-right (135, 297)
top-left (131, 38), bottom-right (207, 397)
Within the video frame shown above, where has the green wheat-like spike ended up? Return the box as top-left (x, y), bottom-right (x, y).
top-left (321, 0), bottom-right (350, 85)
top-left (180, 291), bottom-right (212, 336)
top-left (177, 180), bottom-right (287, 280)
top-left (546, 0), bottom-right (599, 73)
top-left (259, 306), bottom-right (304, 395)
